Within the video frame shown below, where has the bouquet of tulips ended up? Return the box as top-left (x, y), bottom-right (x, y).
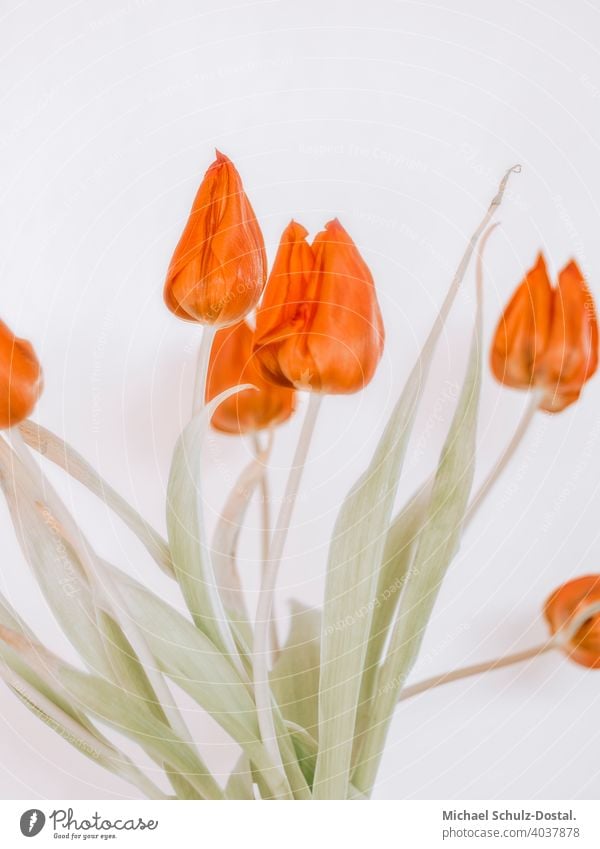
top-left (0, 152), bottom-right (598, 801)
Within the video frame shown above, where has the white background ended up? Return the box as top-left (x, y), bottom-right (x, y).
top-left (0, 0), bottom-right (600, 801)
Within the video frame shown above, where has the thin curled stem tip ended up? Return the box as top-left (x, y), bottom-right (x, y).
top-left (490, 164), bottom-right (522, 207)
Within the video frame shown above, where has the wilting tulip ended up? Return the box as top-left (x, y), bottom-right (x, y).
top-left (0, 319), bottom-right (43, 428)
top-left (253, 219), bottom-right (384, 394)
top-left (545, 575), bottom-right (600, 669)
top-left (490, 254), bottom-right (598, 412)
top-left (206, 320), bottom-right (296, 434)
top-left (164, 151), bottom-right (267, 325)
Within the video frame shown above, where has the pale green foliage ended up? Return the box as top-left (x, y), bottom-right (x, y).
top-left (313, 169), bottom-right (515, 799)
top-left (0, 169), bottom-right (521, 799)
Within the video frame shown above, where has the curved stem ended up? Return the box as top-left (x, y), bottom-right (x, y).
top-left (192, 326), bottom-right (216, 418)
top-left (555, 600), bottom-right (600, 645)
top-left (252, 394), bottom-right (322, 773)
top-left (398, 640), bottom-right (556, 704)
top-left (253, 431), bottom-right (279, 657)
top-left (465, 389), bottom-right (543, 526)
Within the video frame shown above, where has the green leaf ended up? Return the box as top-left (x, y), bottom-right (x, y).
top-left (96, 611), bottom-right (168, 725)
top-left (271, 602), bottom-right (321, 740)
top-left (166, 770), bottom-right (203, 800)
top-left (108, 563), bottom-right (292, 798)
top-left (351, 228), bottom-right (487, 796)
top-left (353, 480), bottom-right (432, 750)
top-left (19, 420), bottom-right (174, 578)
top-left (225, 753), bottom-right (255, 799)
top-left (211, 449), bottom-right (269, 638)
top-left (113, 564), bottom-right (310, 799)
top-left (0, 439), bottom-right (187, 742)
top-left (0, 438), bottom-right (112, 677)
top-left (314, 168), bottom-right (518, 799)
top-left (57, 666), bottom-right (224, 800)
top-left (166, 387), bottom-right (251, 667)
top-left (0, 626), bottom-right (168, 799)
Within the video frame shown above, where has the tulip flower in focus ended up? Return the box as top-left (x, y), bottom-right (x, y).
top-left (545, 575), bottom-right (600, 669)
top-left (490, 254), bottom-right (598, 412)
top-left (164, 151), bottom-right (267, 325)
top-left (0, 319), bottom-right (43, 428)
top-left (254, 219), bottom-right (384, 394)
top-left (206, 320), bottom-right (296, 434)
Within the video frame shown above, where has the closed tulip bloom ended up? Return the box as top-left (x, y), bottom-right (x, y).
top-left (164, 151), bottom-right (267, 325)
top-left (254, 219), bottom-right (384, 393)
top-left (206, 320), bottom-right (296, 434)
top-left (0, 319), bottom-right (43, 428)
top-left (545, 575), bottom-right (600, 669)
top-left (490, 254), bottom-right (598, 412)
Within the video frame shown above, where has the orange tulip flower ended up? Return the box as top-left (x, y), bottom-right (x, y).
top-left (206, 320), bottom-right (296, 434)
top-left (0, 319), bottom-right (43, 428)
top-left (164, 151), bottom-right (267, 326)
top-left (490, 253), bottom-right (598, 412)
top-left (253, 219), bottom-right (384, 394)
top-left (545, 575), bottom-right (600, 669)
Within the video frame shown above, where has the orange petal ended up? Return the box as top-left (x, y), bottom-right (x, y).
top-left (490, 253), bottom-right (553, 391)
top-left (164, 152), bottom-right (266, 325)
top-left (254, 221), bottom-right (316, 389)
top-left (206, 320), bottom-right (296, 434)
top-left (537, 260), bottom-right (598, 413)
top-left (544, 575), bottom-right (600, 669)
top-left (0, 320), bottom-right (43, 428)
top-left (305, 219), bottom-right (385, 394)
top-left (254, 219), bottom-right (384, 394)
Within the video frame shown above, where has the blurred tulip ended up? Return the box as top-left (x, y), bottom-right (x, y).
top-left (0, 319), bottom-right (43, 428)
top-left (545, 575), bottom-right (600, 668)
top-left (254, 219), bottom-right (384, 393)
top-left (206, 320), bottom-right (296, 434)
top-left (164, 151), bottom-right (266, 325)
top-left (490, 254), bottom-right (598, 412)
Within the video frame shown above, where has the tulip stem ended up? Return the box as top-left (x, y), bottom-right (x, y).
top-left (253, 393), bottom-right (322, 772)
top-left (253, 431), bottom-right (279, 658)
top-left (192, 325), bottom-right (216, 418)
top-left (397, 640), bottom-right (556, 704)
top-left (465, 389), bottom-right (543, 526)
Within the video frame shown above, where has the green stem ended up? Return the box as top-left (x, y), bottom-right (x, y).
top-left (192, 325), bottom-right (216, 418)
top-left (465, 389), bottom-right (543, 526)
top-left (253, 431), bottom-right (279, 657)
top-left (253, 394), bottom-right (321, 781)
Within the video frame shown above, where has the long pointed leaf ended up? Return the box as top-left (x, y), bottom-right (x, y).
top-left (353, 480), bottom-right (432, 750)
top-left (271, 602), bottom-right (321, 740)
top-left (19, 420), bottom-right (173, 578)
top-left (0, 437), bottom-right (112, 676)
top-left (313, 168), bottom-right (518, 798)
top-left (0, 625), bottom-right (167, 799)
top-left (58, 666), bottom-right (223, 799)
top-left (351, 226), bottom-right (490, 796)
top-left (166, 386), bottom-right (252, 668)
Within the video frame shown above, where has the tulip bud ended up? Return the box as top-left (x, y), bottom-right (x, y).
top-left (490, 253), bottom-right (598, 412)
top-left (0, 319), bottom-right (43, 428)
top-left (206, 320), bottom-right (296, 434)
top-left (254, 219), bottom-right (384, 394)
top-left (545, 575), bottom-right (600, 668)
top-left (164, 151), bottom-right (267, 326)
